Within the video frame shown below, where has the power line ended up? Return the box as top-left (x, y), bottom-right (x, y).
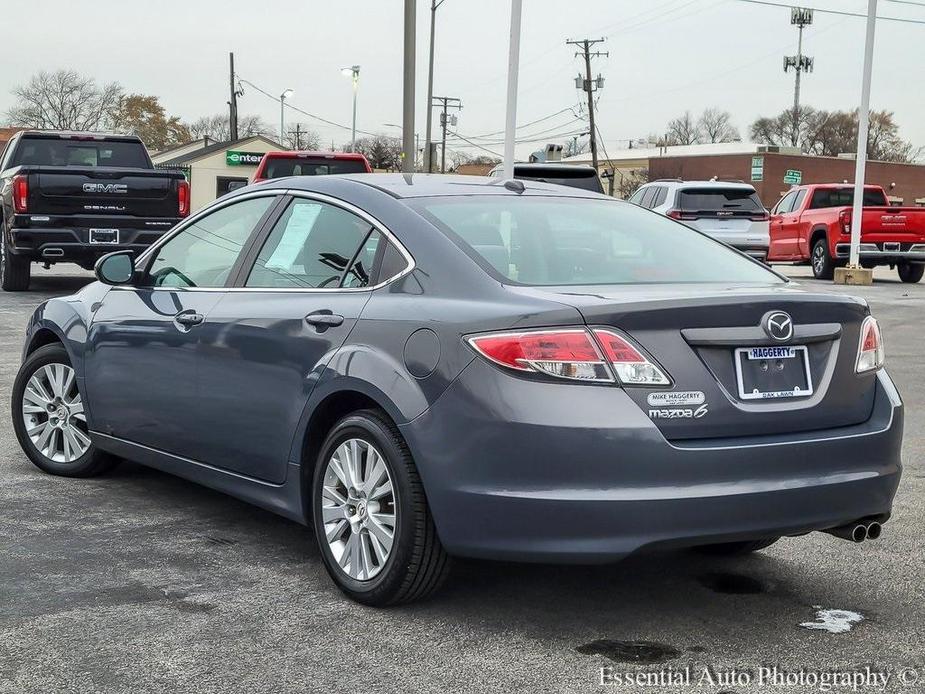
top-left (733, 0), bottom-right (925, 25)
top-left (459, 115), bottom-right (584, 143)
top-left (463, 106), bottom-right (578, 139)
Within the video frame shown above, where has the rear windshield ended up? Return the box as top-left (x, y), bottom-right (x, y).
top-left (678, 188), bottom-right (763, 212)
top-left (261, 156), bottom-right (368, 179)
top-left (809, 188), bottom-right (888, 208)
top-left (515, 167), bottom-right (603, 193)
top-left (11, 136), bottom-right (149, 168)
top-left (410, 196), bottom-right (781, 286)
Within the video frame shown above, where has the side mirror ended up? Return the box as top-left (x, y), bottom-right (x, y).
top-left (95, 251), bottom-right (135, 286)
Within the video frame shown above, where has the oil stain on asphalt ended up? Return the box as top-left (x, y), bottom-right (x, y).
top-left (575, 640), bottom-right (681, 664)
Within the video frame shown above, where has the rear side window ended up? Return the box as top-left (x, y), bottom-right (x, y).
top-left (678, 188), bottom-right (763, 212)
top-left (262, 157), bottom-right (369, 179)
top-left (12, 136), bottom-right (149, 168)
top-left (245, 198), bottom-right (376, 289)
top-left (809, 188), bottom-right (888, 208)
top-left (412, 196), bottom-right (781, 286)
top-left (651, 187), bottom-right (668, 208)
top-left (627, 188), bottom-right (647, 205)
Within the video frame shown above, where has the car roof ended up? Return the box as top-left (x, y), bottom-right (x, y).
top-left (270, 173), bottom-right (610, 199)
top-left (262, 150), bottom-right (369, 161)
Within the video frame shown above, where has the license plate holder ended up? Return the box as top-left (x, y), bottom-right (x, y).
top-left (734, 345), bottom-right (813, 400)
top-left (89, 228), bottom-right (119, 245)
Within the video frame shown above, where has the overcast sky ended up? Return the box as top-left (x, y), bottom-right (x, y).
top-left (2, 0), bottom-right (924, 159)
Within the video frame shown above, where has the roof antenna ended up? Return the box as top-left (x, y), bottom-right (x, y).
top-left (503, 179), bottom-right (525, 193)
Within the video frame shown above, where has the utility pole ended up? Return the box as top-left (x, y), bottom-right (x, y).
top-left (424, 0), bottom-right (446, 173)
top-left (432, 95), bottom-right (461, 173)
top-left (502, 0), bottom-right (523, 180)
top-left (228, 52), bottom-right (239, 141)
top-left (567, 38), bottom-right (607, 172)
top-left (402, 0), bottom-right (417, 173)
top-left (784, 8), bottom-right (814, 147)
top-left (288, 124), bottom-right (305, 150)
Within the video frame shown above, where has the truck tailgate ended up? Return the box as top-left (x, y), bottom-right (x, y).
top-left (860, 207), bottom-right (925, 243)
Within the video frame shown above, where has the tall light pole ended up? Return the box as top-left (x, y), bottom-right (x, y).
top-left (424, 0), bottom-right (446, 173)
top-left (341, 66), bottom-right (360, 152)
top-left (279, 88), bottom-right (293, 147)
top-left (848, 0), bottom-right (878, 273)
top-left (502, 0), bottom-right (523, 180)
top-left (402, 0), bottom-right (416, 174)
top-left (385, 123), bottom-right (421, 170)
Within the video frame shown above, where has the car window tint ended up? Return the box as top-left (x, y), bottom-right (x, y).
top-left (342, 231), bottom-right (382, 288)
top-left (792, 189), bottom-right (807, 211)
top-left (147, 196), bottom-right (274, 288)
top-left (639, 187), bottom-right (657, 208)
top-left (651, 187), bottom-right (668, 208)
top-left (678, 188), bottom-right (763, 212)
top-left (245, 199), bottom-right (372, 289)
top-left (377, 241), bottom-right (410, 283)
top-left (774, 192), bottom-right (796, 215)
top-left (413, 196), bottom-right (781, 286)
top-left (809, 188), bottom-right (888, 209)
top-left (627, 188), bottom-right (646, 205)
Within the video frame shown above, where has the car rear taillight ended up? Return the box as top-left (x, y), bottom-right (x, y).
top-left (839, 209), bottom-right (852, 235)
top-left (178, 180), bottom-right (190, 217)
top-left (750, 211), bottom-right (770, 222)
top-left (467, 329), bottom-right (613, 382)
top-left (592, 329), bottom-right (672, 386)
top-left (12, 175), bottom-right (28, 213)
top-left (856, 316), bottom-right (884, 373)
top-left (666, 209), bottom-right (697, 222)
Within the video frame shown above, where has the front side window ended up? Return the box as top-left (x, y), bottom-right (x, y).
top-left (773, 191), bottom-right (797, 215)
top-left (147, 196), bottom-right (275, 288)
top-left (411, 196), bottom-right (782, 286)
top-left (245, 199), bottom-right (376, 289)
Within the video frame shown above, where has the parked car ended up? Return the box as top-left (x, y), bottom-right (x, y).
top-left (0, 130), bottom-right (189, 291)
top-left (629, 180), bottom-right (770, 262)
top-left (12, 174), bottom-right (901, 605)
top-left (253, 151), bottom-right (372, 182)
top-left (488, 162), bottom-right (604, 194)
top-left (767, 183), bottom-right (925, 282)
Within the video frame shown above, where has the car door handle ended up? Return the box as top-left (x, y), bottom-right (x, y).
top-left (305, 312), bottom-right (345, 328)
top-left (174, 311), bottom-right (204, 327)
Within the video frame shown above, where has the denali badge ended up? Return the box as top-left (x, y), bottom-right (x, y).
top-left (647, 391), bottom-right (705, 407)
top-left (763, 311), bottom-right (793, 342)
top-left (83, 183), bottom-right (128, 194)
top-left (649, 404), bottom-right (709, 420)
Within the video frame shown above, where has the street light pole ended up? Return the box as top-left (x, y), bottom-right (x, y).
top-left (424, 0), bottom-right (445, 173)
top-left (848, 0), bottom-right (878, 271)
top-left (341, 66), bottom-right (360, 152)
top-left (279, 88), bottom-right (293, 147)
top-left (503, 0), bottom-right (523, 180)
top-left (402, 0), bottom-right (416, 173)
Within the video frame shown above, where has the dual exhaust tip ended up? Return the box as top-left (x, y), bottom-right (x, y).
top-left (824, 519), bottom-right (883, 543)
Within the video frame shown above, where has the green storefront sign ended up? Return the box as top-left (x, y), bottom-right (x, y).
top-left (226, 150), bottom-right (266, 166)
top-left (750, 156), bottom-right (764, 182)
top-left (783, 169), bottom-right (802, 185)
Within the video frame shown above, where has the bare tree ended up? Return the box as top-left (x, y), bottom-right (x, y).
top-left (187, 113), bottom-right (274, 142)
top-left (697, 108), bottom-right (740, 144)
top-left (665, 111), bottom-right (700, 146)
top-left (617, 168), bottom-right (649, 199)
top-left (112, 94), bottom-right (190, 150)
top-left (348, 134), bottom-right (402, 170)
top-left (6, 70), bottom-right (122, 131)
top-left (283, 123), bottom-right (321, 150)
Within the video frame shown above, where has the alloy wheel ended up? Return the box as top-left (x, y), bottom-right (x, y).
top-left (21, 363), bottom-right (91, 463)
top-left (812, 245), bottom-right (824, 274)
top-left (320, 438), bottom-right (397, 581)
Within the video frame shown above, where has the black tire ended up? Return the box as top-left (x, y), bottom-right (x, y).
top-left (695, 537), bottom-right (780, 556)
top-left (1, 230), bottom-right (31, 291)
top-left (11, 343), bottom-right (118, 477)
top-left (811, 237), bottom-right (835, 280)
top-left (312, 408), bottom-right (450, 606)
top-left (898, 263), bottom-right (924, 284)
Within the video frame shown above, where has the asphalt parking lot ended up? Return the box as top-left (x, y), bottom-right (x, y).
top-left (1, 264), bottom-right (923, 694)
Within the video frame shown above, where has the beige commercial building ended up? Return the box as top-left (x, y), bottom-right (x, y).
top-left (152, 135), bottom-right (284, 211)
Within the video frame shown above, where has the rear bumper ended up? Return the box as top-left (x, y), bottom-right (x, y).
top-left (403, 361), bottom-right (903, 563)
top-left (8, 225), bottom-right (175, 265)
top-left (835, 242), bottom-right (925, 264)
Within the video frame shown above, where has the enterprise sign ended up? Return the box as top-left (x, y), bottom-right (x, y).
top-left (226, 150), bottom-right (266, 166)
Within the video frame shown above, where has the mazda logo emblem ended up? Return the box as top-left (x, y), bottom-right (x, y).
top-left (763, 311), bottom-right (794, 342)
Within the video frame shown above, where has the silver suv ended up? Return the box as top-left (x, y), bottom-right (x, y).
top-left (629, 180), bottom-right (770, 262)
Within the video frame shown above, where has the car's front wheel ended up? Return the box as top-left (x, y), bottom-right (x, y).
top-left (312, 409), bottom-right (451, 605)
top-left (11, 343), bottom-right (117, 477)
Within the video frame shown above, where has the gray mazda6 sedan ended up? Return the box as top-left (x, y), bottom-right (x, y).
top-left (12, 174), bottom-right (902, 605)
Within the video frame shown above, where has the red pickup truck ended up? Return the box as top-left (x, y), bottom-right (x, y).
top-left (768, 183), bottom-right (925, 283)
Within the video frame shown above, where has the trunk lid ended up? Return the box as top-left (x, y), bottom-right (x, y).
top-left (511, 282), bottom-right (876, 440)
top-left (859, 206), bottom-right (925, 244)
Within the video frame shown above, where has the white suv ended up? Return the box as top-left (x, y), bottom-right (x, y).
top-left (629, 180), bottom-right (770, 262)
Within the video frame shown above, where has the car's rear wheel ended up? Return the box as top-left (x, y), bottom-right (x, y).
top-left (811, 238), bottom-right (835, 280)
top-left (12, 343), bottom-right (117, 477)
top-left (898, 262), bottom-right (924, 283)
top-left (695, 537), bottom-right (780, 556)
top-left (312, 409), bottom-right (450, 606)
top-left (1, 231), bottom-right (31, 291)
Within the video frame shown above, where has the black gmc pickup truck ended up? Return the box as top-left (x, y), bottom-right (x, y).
top-left (0, 130), bottom-right (189, 291)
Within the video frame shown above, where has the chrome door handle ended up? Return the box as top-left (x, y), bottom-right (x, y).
top-left (174, 311), bottom-right (204, 327)
top-left (305, 312), bottom-right (344, 328)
